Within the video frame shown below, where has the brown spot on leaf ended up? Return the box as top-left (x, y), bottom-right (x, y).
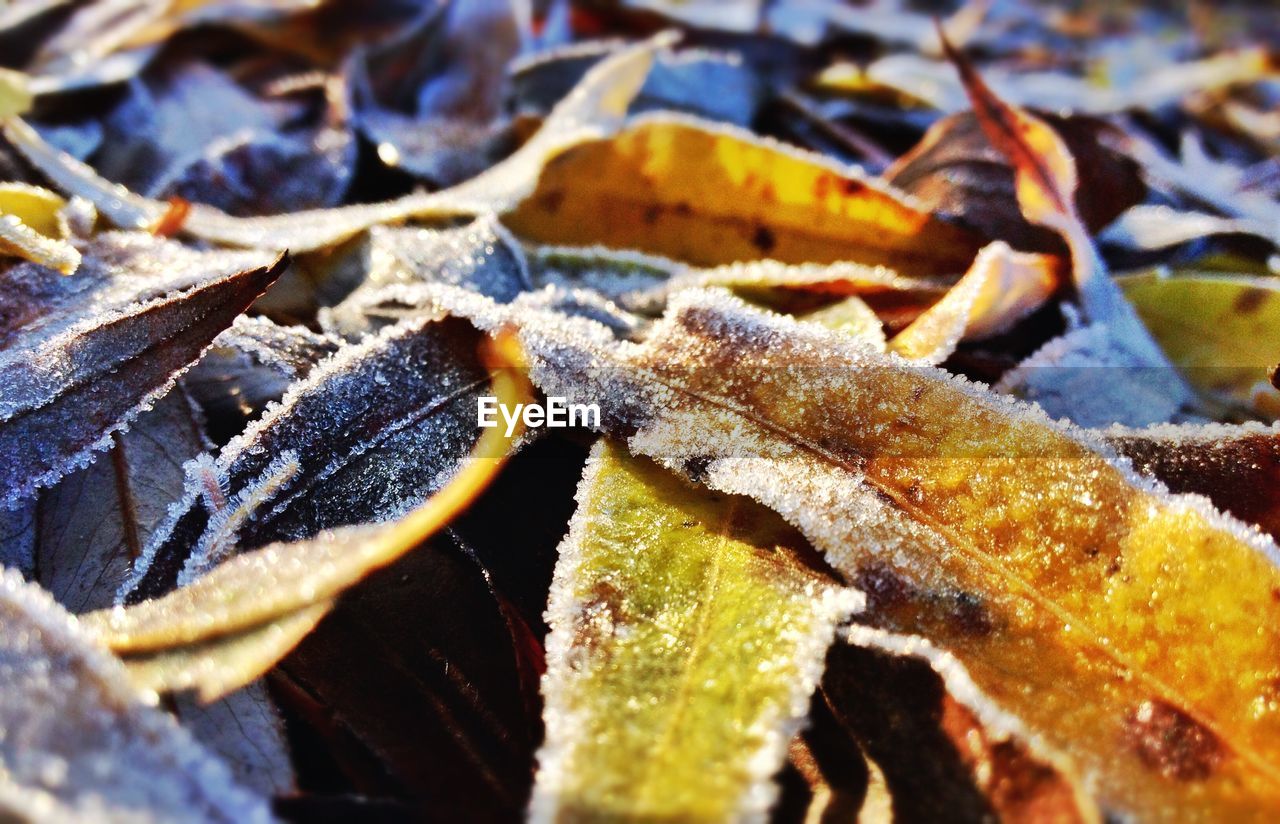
top-left (539, 190), bottom-right (565, 214)
top-left (573, 581), bottom-right (624, 656)
top-left (753, 225), bottom-right (777, 253)
top-left (853, 562), bottom-right (914, 614)
top-left (949, 591), bottom-right (994, 636)
top-left (1233, 287), bottom-right (1268, 315)
top-left (643, 205), bottom-right (661, 225)
top-left (1125, 699), bottom-right (1225, 782)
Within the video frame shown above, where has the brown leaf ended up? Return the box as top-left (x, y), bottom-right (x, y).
top-left (887, 111), bottom-right (1146, 254)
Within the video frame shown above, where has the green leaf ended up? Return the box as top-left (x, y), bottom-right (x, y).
top-left (1119, 272), bottom-right (1280, 415)
top-left (532, 440), bottom-right (859, 822)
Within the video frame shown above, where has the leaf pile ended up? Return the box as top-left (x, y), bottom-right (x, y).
top-left (2, 1), bottom-right (1280, 822)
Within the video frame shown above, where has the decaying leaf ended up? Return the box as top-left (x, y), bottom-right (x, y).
top-left (0, 181), bottom-right (80, 272)
top-left (174, 681), bottom-right (296, 798)
top-left (531, 440), bottom-right (859, 822)
top-left (428, 283), bottom-right (1280, 818)
top-left (183, 315), bottom-right (341, 441)
top-left (887, 240), bottom-right (1056, 364)
top-left (82, 331), bottom-right (531, 700)
top-left (0, 238), bottom-right (283, 509)
top-left (1107, 422), bottom-right (1280, 542)
top-left (0, 567), bottom-right (272, 822)
top-left (505, 113), bottom-right (984, 275)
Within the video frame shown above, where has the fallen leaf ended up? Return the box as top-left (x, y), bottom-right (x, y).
top-left (888, 241), bottom-right (1057, 364)
top-left (1106, 422), bottom-right (1280, 542)
top-left (0, 180), bottom-right (80, 272)
top-left (886, 111), bottom-right (1146, 254)
top-left (825, 625), bottom-right (1097, 823)
top-left (430, 284), bottom-right (1280, 819)
top-left (0, 567), bottom-right (272, 822)
top-left (530, 440), bottom-right (859, 821)
top-left (27, 388), bottom-right (210, 614)
top-left (119, 314), bottom-right (497, 601)
top-left (1119, 271), bottom-right (1280, 415)
top-left (174, 681), bottom-right (296, 798)
top-left (0, 239), bottom-right (283, 509)
top-left (504, 113), bottom-right (984, 275)
top-left (941, 33), bottom-right (1196, 419)
top-left (82, 331), bottom-right (531, 701)
top-left (183, 315), bottom-right (341, 441)
top-left (4, 34), bottom-right (668, 252)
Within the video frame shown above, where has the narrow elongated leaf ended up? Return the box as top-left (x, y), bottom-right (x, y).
top-left (120, 314), bottom-right (494, 601)
top-left (0, 568), bottom-right (271, 823)
top-left (531, 440), bottom-right (859, 822)
top-left (82, 336), bottom-right (530, 701)
top-left (941, 32), bottom-right (1193, 417)
top-left (430, 284), bottom-right (1280, 819)
top-left (0, 242), bottom-right (283, 509)
top-left (504, 113), bottom-right (984, 275)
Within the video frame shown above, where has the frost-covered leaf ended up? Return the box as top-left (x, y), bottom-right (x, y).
top-left (121, 315), bottom-right (494, 601)
top-left (942, 34), bottom-right (1195, 420)
top-left (184, 315), bottom-right (341, 440)
top-left (0, 567), bottom-right (272, 822)
top-left (89, 61), bottom-right (353, 216)
top-left (888, 241), bottom-right (1056, 364)
top-left (505, 112), bottom-right (983, 275)
top-left (4, 34), bottom-right (667, 252)
top-left (826, 625), bottom-right (1097, 823)
top-left (0, 237), bottom-right (283, 509)
top-left (84, 334), bottom-right (531, 700)
top-left (1119, 272), bottom-right (1280, 415)
top-left (1107, 422), bottom-right (1280, 542)
top-left (431, 284), bottom-right (1280, 818)
top-left (531, 440), bottom-right (859, 822)
top-left (320, 214), bottom-right (531, 338)
top-left (28, 388), bottom-right (210, 614)
top-left (174, 682), bottom-right (295, 799)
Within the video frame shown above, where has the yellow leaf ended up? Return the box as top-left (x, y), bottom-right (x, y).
top-left (889, 241), bottom-right (1057, 363)
top-left (0, 182), bottom-right (80, 273)
top-left (504, 114), bottom-right (984, 276)
top-left (1120, 272), bottom-right (1280, 416)
top-left (0, 67), bottom-right (32, 117)
top-left (437, 285), bottom-right (1280, 819)
top-left (532, 440), bottom-right (858, 821)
